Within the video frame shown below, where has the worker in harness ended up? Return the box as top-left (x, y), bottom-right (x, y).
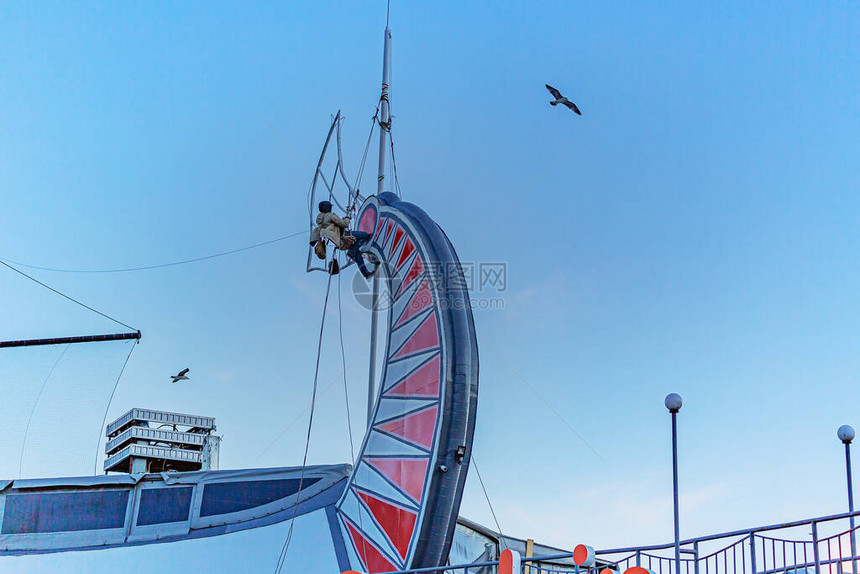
top-left (312, 200), bottom-right (374, 278)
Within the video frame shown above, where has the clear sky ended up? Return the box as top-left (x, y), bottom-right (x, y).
top-left (1, 0), bottom-right (859, 554)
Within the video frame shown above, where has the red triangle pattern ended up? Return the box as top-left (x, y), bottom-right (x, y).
top-left (365, 457), bottom-right (429, 503)
top-left (373, 216), bottom-right (387, 244)
top-left (395, 237), bottom-right (415, 271)
top-left (358, 207), bottom-right (378, 235)
top-left (384, 354), bottom-right (441, 399)
top-left (395, 256), bottom-right (424, 299)
top-left (391, 312), bottom-right (439, 360)
top-left (356, 489), bottom-right (418, 561)
top-left (344, 518), bottom-right (399, 573)
top-left (377, 405), bottom-right (439, 450)
top-left (384, 220), bottom-right (395, 244)
top-left (390, 227), bottom-right (405, 256)
top-left (393, 278), bottom-right (433, 329)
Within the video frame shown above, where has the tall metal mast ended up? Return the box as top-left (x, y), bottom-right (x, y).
top-left (367, 24), bottom-right (392, 425)
top-left (376, 26), bottom-right (392, 196)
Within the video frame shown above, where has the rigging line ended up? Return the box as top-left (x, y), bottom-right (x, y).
top-left (93, 341), bottom-right (137, 475)
top-left (250, 343), bottom-right (370, 464)
top-left (251, 378), bottom-right (337, 464)
top-left (481, 338), bottom-right (610, 467)
top-left (389, 124), bottom-right (403, 197)
top-left (474, 115), bottom-right (601, 242)
top-left (471, 455), bottom-right (508, 551)
top-left (337, 268), bottom-right (357, 464)
top-left (336, 262), bottom-right (366, 539)
top-left (274, 270), bottom-right (334, 574)
top-left (18, 343), bottom-right (71, 478)
top-left (353, 106), bottom-right (381, 196)
top-left (255, 112), bottom-right (313, 169)
top-left (0, 231), bottom-right (306, 274)
top-left (0, 260), bottom-right (137, 332)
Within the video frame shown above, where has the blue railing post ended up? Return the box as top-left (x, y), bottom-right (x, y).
top-left (749, 533), bottom-right (757, 574)
top-left (812, 522), bottom-right (821, 574)
top-left (637, 551), bottom-right (642, 567)
top-left (694, 541), bottom-right (700, 574)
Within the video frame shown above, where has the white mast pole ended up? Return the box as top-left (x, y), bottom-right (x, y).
top-left (376, 26), bottom-right (392, 195)
top-left (367, 25), bottom-right (392, 426)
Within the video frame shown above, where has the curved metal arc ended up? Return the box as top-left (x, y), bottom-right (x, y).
top-left (308, 111), bottom-right (340, 224)
top-left (320, 169), bottom-right (347, 212)
top-left (335, 117), bottom-right (357, 211)
top-left (307, 111), bottom-right (369, 273)
top-left (335, 193), bottom-right (479, 572)
top-left (307, 111), bottom-right (341, 273)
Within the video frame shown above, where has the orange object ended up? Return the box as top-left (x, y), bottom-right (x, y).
top-left (573, 544), bottom-right (595, 566)
top-left (500, 548), bottom-right (522, 574)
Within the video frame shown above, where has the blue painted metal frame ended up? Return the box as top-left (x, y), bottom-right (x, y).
top-left (0, 465), bottom-right (349, 556)
top-left (382, 192), bottom-right (480, 568)
top-left (334, 192), bottom-right (480, 571)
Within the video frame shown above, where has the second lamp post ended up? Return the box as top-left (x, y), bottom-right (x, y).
top-left (666, 393), bottom-right (683, 574)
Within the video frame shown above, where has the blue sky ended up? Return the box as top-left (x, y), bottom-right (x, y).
top-left (1, 0), bottom-right (859, 553)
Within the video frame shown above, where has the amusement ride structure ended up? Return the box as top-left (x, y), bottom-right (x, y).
top-left (0, 14), bottom-right (483, 574)
top-left (2, 6), bottom-right (860, 574)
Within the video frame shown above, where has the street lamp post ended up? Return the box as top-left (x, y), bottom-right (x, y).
top-left (838, 425), bottom-right (857, 572)
top-left (666, 393), bottom-right (683, 574)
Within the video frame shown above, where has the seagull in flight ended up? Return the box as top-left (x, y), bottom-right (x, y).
top-left (170, 368), bottom-right (190, 383)
top-left (545, 84), bottom-right (582, 115)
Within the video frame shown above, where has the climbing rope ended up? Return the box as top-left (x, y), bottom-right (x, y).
top-left (471, 455), bottom-right (509, 551)
top-left (336, 261), bottom-right (367, 539)
top-left (337, 266), bottom-right (357, 464)
top-left (19, 344), bottom-right (71, 478)
top-left (274, 270), bottom-right (334, 573)
top-left (93, 341), bottom-right (138, 475)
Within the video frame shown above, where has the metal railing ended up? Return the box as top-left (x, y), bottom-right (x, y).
top-left (593, 510), bottom-right (860, 574)
top-left (383, 510), bottom-right (860, 574)
top-left (382, 554), bottom-right (575, 574)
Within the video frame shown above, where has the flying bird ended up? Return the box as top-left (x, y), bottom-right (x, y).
top-left (170, 368), bottom-right (190, 383)
top-left (545, 84), bottom-right (581, 115)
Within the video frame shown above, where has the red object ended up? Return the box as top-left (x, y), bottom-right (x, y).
top-left (377, 405), bottom-right (439, 450)
top-left (394, 279), bottom-right (433, 328)
top-left (395, 238), bottom-right (415, 270)
top-left (344, 519), bottom-right (399, 573)
top-left (384, 354), bottom-right (441, 399)
top-left (573, 544), bottom-right (591, 566)
top-left (365, 457), bottom-right (429, 502)
top-left (396, 256), bottom-right (424, 299)
top-left (372, 217), bottom-right (387, 243)
top-left (390, 227), bottom-right (405, 255)
top-left (391, 313), bottom-right (439, 360)
top-left (500, 549), bottom-right (516, 574)
top-left (356, 489), bottom-right (418, 561)
top-left (359, 205), bottom-right (378, 235)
